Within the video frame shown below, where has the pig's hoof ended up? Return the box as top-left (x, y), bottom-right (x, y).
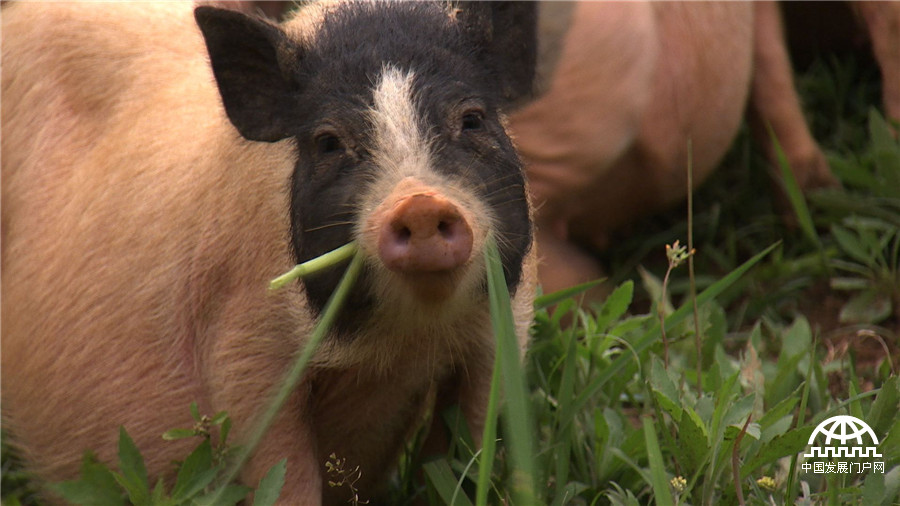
top-left (789, 147), bottom-right (840, 191)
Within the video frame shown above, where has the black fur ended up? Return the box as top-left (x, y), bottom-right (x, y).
top-left (195, 2), bottom-right (535, 327)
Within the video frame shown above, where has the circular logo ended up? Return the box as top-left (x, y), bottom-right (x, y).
top-left (808, 415), bottom-right (880, 446)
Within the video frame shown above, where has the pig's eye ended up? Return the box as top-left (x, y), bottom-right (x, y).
top-left (461, 111), bottom-right (484, 132)
top-left (316, 133), bottom-right (344, 155)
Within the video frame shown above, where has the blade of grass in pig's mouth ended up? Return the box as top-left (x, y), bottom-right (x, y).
top-left (269, 241), bottom-right (358, 291)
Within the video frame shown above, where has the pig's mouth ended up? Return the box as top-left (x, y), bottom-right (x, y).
top-left (388, 268), bottom-right (470, 303)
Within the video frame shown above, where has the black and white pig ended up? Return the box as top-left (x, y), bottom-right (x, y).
top-left (0, 1), bottom-right (537, 504)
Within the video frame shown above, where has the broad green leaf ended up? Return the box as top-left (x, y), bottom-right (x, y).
top-left (868, 377), bottom-right (900, 436)
top-left (50, 452), bottom-right (126, 506)
top-left (839, 288), bottom-right (892, 324)
top-left (829, 276), bottom-right (871, 290)
top-left (780, 317), bottom-right (812, 362)
top-left (115, 427), bottom-right (150, 506)
top-left (878, 417), bottom-right (900, 463)
top-left (723, 395), bottom-right (757, 436)
top-left (211, 411), bottom-right (229, 426)
top-left (725, 422), bottom-right (760, 442)
top-left (831, 225), bottom-right (873, 266)
top-left (195, 484), bottom-right (252, 506)
top-left (151, 478), bottom-right (166, 504)
top-left (765, 351), bottom-right (806, 408)
top-left (638, 266), bottom-right (672, 315)
top-left (710, 371), bottom-right (740, 441)
top-left (741, 426), bottom-right (813, 479)
top-left (758, 391), bottom-right (800, 432)
top-left (553, 328), bottom-right (579, 501)
top-left (592, 280), bottom-right (633, 331)
top-left (604, 482), bottom-right (642, 506)
top-left (677, 406), bottom-right (710, 476)
top-left (862, 465), bottom-right (900, 506)
top-left (161, 428), bottom-right (196, 441)
top-left (220, 417), bottom-right (232, 447)
top-left (253, 458), bottom-right (287, 506)
top-left (172, 439), bottom-right (214, 502)
top-left (869, 108), bottom-right (900, 197)
top-left (649, 356), bottom-right (682, 422)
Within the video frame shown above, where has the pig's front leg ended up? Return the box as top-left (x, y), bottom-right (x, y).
top-left (855, 1), bottom-right (900, 127)
top-left (203, 298), bottom-right (323, 504)
top-left (749, 1), bottom-right (838, 191)
top-left (420, 340), bottom-right (494, 459)
top-left (241, 403), bottom-right (322, 506)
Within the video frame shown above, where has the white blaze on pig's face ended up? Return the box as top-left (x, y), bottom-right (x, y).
top-left (368, 67), bottom-right (430, 180)
top-left (196, 2), bottom-right (535, 337)
top-left (358, 67), bottom-right (493, 313)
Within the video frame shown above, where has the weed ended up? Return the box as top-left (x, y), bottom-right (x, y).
top-left (49, 405), bottom-right (286, 506)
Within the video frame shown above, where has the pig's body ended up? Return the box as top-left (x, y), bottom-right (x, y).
top-left (510, 2), bottom-right (836, 292)
top-left (1, 2), bottom-right (537, 504)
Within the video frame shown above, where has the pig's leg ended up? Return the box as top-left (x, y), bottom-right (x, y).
top-left (204, 298), bottom-right (323, 504)
top-left (535, 227), bottom-right (604, 297)
top-left (749, 1), bottom-right (838, 190)
top-left (855, 1), bottom-right (900, 127)
top-left (243, 406), bottom-right (321, 505)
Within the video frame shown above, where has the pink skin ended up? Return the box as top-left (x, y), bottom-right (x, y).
top-left (377, 192), bottom-right (474, 273)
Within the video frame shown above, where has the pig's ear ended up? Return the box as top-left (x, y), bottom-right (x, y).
top-left (455, 1), bottom-right (537, 109)
top-left (194, 6), bottom-right (299, 142)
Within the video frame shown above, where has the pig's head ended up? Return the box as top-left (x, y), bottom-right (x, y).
top-left (195, 2), bottom-right (536, 333)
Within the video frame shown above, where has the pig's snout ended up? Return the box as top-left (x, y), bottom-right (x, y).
top-left (378, 193), bottom-right (474, 272)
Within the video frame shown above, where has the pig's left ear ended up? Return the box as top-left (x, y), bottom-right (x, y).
top-left (194, 6), bottom-right (300, 142)
top-left (455, 1), bottom-right (537, 109)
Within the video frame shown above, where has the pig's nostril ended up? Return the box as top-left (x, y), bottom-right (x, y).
top-left (438, 220), bottom-right (452, 238)
top-left (396, 227), bottom-right (412, 242)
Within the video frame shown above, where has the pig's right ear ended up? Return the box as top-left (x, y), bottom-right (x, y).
top-left (194, 6), bottom-right (300, 142)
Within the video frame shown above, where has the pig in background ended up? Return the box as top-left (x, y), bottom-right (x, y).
top-left (1, 1), bottom-right (538, 504)
top-left (235, 1), bottom-right (899, 295)
top-left (513, 0), bottom-right (899, 294)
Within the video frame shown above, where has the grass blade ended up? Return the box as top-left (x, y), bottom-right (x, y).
top-left (475, 351), bottom-right (502, 506)
top-left (424, 459), bottom-right (475, 506)
top-left (533, 279), bottom-right (605, 310)
top-left (767, 126), bottom-right (822, 250)
top-left (268, 242), bottom-right (358, 290)
top-left (642, 418), bottom-right (675, 506)
top-left (484, 235), bottom-right (538, 504)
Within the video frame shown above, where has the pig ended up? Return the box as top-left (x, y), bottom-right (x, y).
top-left (508, 2), bottom-right (840, 293)
top-left (0, 1), bottom-right (537, 504)
top-left (853, 1), bottom-right (900, 125)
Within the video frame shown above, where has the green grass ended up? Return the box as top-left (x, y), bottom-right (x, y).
top-left (4, 52), bottom-right (899, 506)
top-left (411, 52), bottom-right (900, 505)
